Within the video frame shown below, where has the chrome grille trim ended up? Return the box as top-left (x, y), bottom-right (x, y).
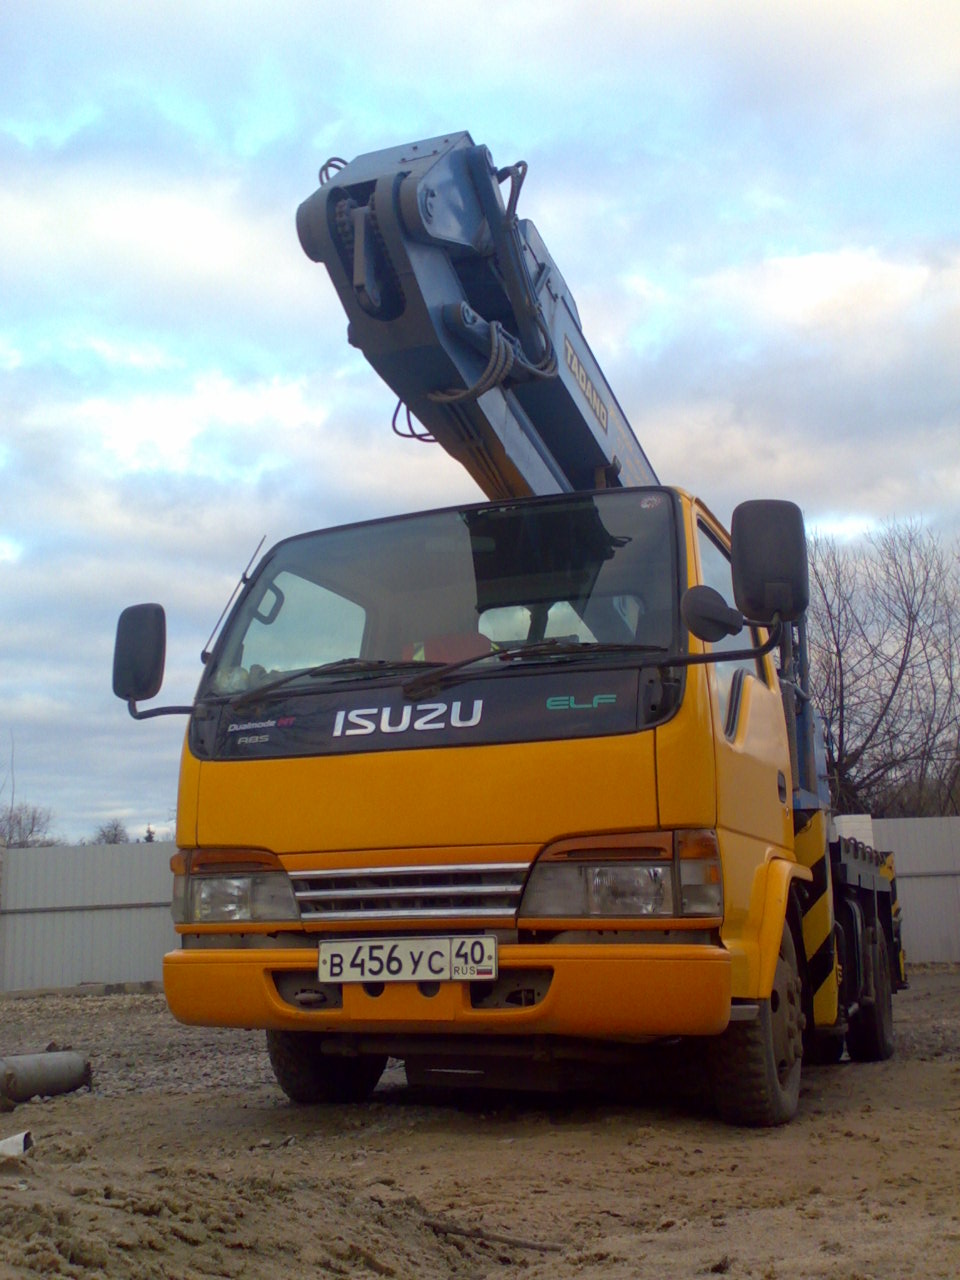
top-left (295, 883), bottom-right (516, 902)
top-left (290, 861), bottom-right (529, 922)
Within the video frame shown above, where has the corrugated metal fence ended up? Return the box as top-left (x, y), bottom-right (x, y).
top-left (0, 843), bottom-right (177, 992)
top-left (873, 817), bottom-right (960, 965)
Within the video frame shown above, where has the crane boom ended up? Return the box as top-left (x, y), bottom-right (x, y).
top-left (296, 131), bottom-right (657, 500)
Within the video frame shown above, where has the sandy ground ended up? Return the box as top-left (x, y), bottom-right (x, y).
top-left (1, 967), bottom-right (959, 1280)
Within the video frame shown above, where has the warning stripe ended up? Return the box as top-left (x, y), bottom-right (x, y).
top-left (793, 813), bottom-right (840, 1028)
top-left (806, 928), bottom-right (835, 995)
top-left (800, 852), bottom-right (839, 1027)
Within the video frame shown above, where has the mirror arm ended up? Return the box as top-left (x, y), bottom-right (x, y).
top-left (127, 699), bottom-right (194, 721)
top-left (659, 618), bottom-right (782, 671)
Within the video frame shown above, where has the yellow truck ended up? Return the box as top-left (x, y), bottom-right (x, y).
top-left (113, 134), bottom-right (904, 1124)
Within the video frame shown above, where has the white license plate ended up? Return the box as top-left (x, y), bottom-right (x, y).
top-left (318, 935), bottom-right (498, 984)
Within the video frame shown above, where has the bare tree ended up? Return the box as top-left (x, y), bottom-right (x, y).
top-left (94, 818), bottom-right (130, 845)
top-left (807, 522), bottom-right (959, 817)
top-left (0, 801), bottom-right (55, 847)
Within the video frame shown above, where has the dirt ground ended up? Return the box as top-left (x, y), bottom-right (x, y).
top-left (1, 968), bottom-right (959, 1280)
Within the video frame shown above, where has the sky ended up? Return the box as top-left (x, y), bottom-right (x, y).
top-left (2, 0), bottom-right (958, 843)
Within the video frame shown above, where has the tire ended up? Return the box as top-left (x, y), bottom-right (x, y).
top-left (266, 1031), bottom-right (387, 1104)
top-left (711, 921), bottom-right (805, 1126)
top-left (846, 928), bottom-right (895, 1062)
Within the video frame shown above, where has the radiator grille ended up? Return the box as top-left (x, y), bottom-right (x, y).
top-left (290, 862), bottom-right (529, 922)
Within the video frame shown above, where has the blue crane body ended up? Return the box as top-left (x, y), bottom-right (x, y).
top-left (295, 132), bottom-right (657, 500)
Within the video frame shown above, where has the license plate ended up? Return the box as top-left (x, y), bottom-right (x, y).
top-left (318, 935), bottom-right (498, 984)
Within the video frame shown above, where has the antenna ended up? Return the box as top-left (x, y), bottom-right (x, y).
top-left (200, 536), bottom-right (266, 663)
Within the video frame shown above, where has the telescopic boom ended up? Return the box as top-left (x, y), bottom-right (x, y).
top-left (296, 131), bottom-right (657, 501)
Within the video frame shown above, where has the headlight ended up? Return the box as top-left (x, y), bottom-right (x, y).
top-left (172, 870), bottom-right (300, 924)
top-left (520, 861), bottom-right (674, 918)
top-left (518, 830), bottom-right (723, 921)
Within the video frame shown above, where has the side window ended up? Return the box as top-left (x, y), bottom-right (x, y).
top-left (240, 572), bottom-right (366, 674)
top-left (478, 605), bottom-right (531, 645)
top-left (479, 602), bottom-right (597, 645)
top-left (696, 524), bottom-right (764, 733)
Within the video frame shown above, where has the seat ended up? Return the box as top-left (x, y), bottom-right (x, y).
top-left (402, 633), bottom-right (493, 664)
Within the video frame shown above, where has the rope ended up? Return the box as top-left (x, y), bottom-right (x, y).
top-left (428, 322), bottom-right (516, 404)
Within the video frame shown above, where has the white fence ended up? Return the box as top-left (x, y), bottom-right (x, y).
top-left (0, 843), bottom-right (177, 992)
top-left (873, 817), bottom-right (960, 965)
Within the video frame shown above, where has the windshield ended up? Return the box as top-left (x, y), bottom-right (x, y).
top-left (201, 489), bottom-right (680, 698)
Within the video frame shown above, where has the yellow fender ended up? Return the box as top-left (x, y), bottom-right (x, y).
top-left (756, 857), bottom-right (812, 998)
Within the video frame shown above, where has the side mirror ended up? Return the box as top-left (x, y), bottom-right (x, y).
top-left (681, 585), bottom-right (744, 643)
top-left (731, 500), bottom-right (809, 624)
top-left (113, 603), bottom-right (166, 702)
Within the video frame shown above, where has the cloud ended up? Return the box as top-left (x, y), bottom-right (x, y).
top-left (702, 249), bottom-right (937, 334)
top-left (5, 3), bottom-right (959, 147)
top-left (599, 243), bottom-right (960, 489)
top-left (641, 396), bottom-right (957, 530)
top-left (1, 0), bottom-right (958, 840)
top-left (1, 352), bottom-right (480, 840)
top-left (0, 162), bottom-right (335, 368)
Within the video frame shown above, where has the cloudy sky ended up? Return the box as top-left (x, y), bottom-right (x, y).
top-left (2, 1), bottom-right (958, 843)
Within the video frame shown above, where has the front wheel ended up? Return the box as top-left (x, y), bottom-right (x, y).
top-left (711, 921), bottom-right (805, 1126)
top-left (266, 1030), bottom-right (387, 1104)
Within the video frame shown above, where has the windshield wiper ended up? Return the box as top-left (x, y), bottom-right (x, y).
top-left (401, 639), bottom-right (669, 700)
top-left (227, 658), bottom-right (432, 710)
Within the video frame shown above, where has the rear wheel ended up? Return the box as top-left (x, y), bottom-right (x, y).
top-left (846, 928), bottom-right (895, 1062)
top-left (712, 921), bottom-right (805, 1126)
top-left (266, 1030), bottom-right (386, 1104)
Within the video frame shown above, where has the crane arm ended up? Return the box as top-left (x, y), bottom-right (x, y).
top-left (296, 132), bottom-right (656, 500)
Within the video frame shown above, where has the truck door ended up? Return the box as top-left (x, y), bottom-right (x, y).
top-left (695, 516), bottom-right (794, 957)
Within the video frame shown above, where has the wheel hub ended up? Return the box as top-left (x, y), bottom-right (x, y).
top-left (772, 950), bottom-right (806, 1078)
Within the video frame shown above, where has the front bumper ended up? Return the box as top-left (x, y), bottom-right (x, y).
top-left (163, 941), bottom-right (731, 1041)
